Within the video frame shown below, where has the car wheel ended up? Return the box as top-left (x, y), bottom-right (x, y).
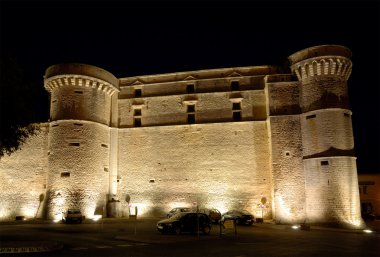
top-left (203, 226), bottom-right (211, 235)
top-left (175, 227), bottom-right (181, 235)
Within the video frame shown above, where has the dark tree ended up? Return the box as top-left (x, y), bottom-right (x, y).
top-left (0, 54), bottom-right (45, 158)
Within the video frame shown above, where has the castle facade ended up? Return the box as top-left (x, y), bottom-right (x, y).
top-left (0, 45), bottom-right (364, 227)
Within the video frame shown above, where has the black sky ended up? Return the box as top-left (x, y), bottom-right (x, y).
top-left (1, 0), bottom-right (379, 173)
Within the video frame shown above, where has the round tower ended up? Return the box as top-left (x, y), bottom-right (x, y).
top-left (289, 45), bottom-right (364, 228)
top-left (44, 64), bottom-right (119, 220)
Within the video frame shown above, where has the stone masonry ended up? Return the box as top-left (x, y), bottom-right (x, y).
top-left (0, 45), bottom-right (364, 228)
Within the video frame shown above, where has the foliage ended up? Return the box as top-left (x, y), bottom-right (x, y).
top-left (0, 54), bottom-right (42, 158)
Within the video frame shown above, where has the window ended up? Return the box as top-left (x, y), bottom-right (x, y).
top-left (101, 144), bottom-right (108, 148)
top-left (134, 109), bottom-right (142, 116)
top-left (321, 160), bottom-right (329, 166)
top-left (232, 102), bottom-right (241, 110)
top-left (187, 105), bottom-right (195, 113)
top-left (74, 123), bottom-right (83, 126)
top-left (74, 90), bottom-right (83, 94)
top-left (232, 101), bottom-right (242, 121)
top-left (134, 89), bottom-right (142, 97)
top-left (61, 172), bottom-right (70, 177)
top-left (134, 118), bottom-right (141, 127)
top-left (231, 81), bottom-right (239, 91)
top-left (306, 114), bottom-right (316, 119)
top-left (188, 114), bottom-right (195, 124)
top-left (69, 142), bottom-right (80, 146)
top-left (187, 84), bottom-right (195, 93)
top-left (233, 111), bottom-right (241, 121)
top-left (104, 167), bottom-right (109, 172)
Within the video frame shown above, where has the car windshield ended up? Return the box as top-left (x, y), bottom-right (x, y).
top-left (68, 210), bottom-right (81, 214)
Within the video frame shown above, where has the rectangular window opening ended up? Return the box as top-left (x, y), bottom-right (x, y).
top-left (188, 113), bottom-right (195, 124)
top-left (134, 118), bottom-right (141, 127)
top-left (187, 84), bottom-right (195, 93)
top-left (101, 144), bottom-right (108, 148)
top-left (134, 89), bottom-right (142, 97)
top-left (52, 124), bottom-right (59, 127)
top-left (187, 105), bottom-right (195, 113)
top-left (134, 109), bottom-right (142, 116)
top-left (61, 172), bottom-right (70, 177)
top-left (306, 114), bottom-right (316, 119)
top-left (74, 123), bottom-right (83, 126)
top-left (232, 102), bottom-right (241, 110)
top-left (231, 81), bottom-right (239, 91)
top-left (321, 160), bottom-right (329, 166)
top-left (69, 142), bottom-right (80, 147)
top-left (233, 111), bottom-right (242, 121)
top-left (104, 167), bottom-right (109, 172)
top-left (74, 90), bottom-right (83, 94)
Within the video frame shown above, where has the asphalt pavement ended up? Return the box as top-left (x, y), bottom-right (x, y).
top-left (1, 218), bottom-right (379, 254)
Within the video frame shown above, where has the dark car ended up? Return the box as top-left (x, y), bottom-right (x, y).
top-left (222, 210), bottom-right (255, 225)
top-left (157, 212), bottom-right (212, 235)
top-left (166, 207), bottom-right (191, 218)
top-left (199, 208), bottom-right (222, 223)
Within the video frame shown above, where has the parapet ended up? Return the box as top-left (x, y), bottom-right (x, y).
top-left (44, 63), bottom-right (119, 93)
top-left (288, 45), bottom-right (352, 65)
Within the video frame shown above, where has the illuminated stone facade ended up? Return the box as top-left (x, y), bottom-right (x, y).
top-left (0, 45), bottom-right (364, 228)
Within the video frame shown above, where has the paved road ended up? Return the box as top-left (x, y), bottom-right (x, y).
top-left (1, 219), bottom-right (379, 257)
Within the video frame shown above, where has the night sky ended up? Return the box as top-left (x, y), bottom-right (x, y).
top-left (1, 0), bottom-right (379, 173)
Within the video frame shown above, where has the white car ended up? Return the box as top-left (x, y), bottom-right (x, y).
top-left (62, 209), bottom-right (84, 223)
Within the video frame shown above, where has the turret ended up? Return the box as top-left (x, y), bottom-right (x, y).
top-left (43, 64), bottom-right (119, 220)
top-left (289, 45), bottom-right (364, 228)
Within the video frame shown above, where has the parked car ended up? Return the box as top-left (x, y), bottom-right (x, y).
top-left (166, 207), bottom-right (191, 218)
top-left (199, 208), bottom-right (222, 223)
top-left (222, 210), bottom-right (255, 225)
top-left (157, 212), bottom-right (212, 235)
top-left (62, 209), bottom-right (84, 224)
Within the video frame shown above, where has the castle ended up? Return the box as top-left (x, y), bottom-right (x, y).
top-left (0, 45), bottom-right (364, 228)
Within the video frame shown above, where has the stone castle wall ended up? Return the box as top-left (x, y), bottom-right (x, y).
top-left (117, 121), bottom-right (272, 218)
top-left (45, 120), bottom-right (110, 219)
top-left (0, 45), bottom-right (364, 227)
top-left (0, 124), bottom-right (49, 219)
